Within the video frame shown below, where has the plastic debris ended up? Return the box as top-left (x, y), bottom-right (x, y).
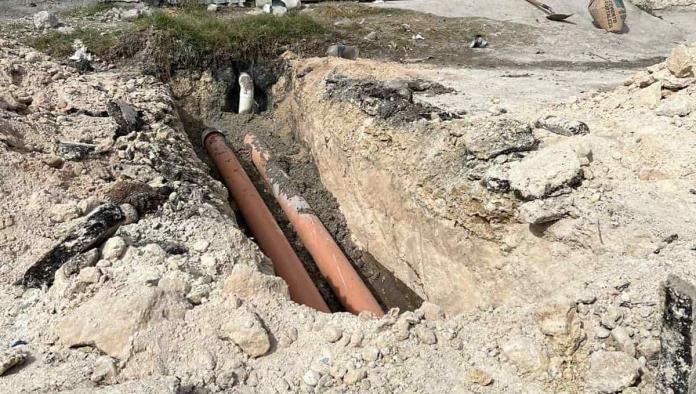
top-left (470, 35), bottom-right (488, 48)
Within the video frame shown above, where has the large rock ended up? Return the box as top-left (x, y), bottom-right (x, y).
top-left (656, 93), bottom-right (695, 117)
top-left (218, 309), bottom-right (271, 358)
top-left (0, 347), bottom-right (28, 376)
top-left (507, 145), bottom-right (583, 199)
top-left (534, 301), bottom-right (586, 355)
top-left (33, 11), bottom-right (59, 30)
top-left (223, 264), bottom-right (289, 301)
top-left (666, 46), bottom-right (696, 78)
top-left (517, 197), bottom-right (571, 224)
top-left (462, 119), bottom-right (537, 160)
top-left (57, 286), bottom-right (189, 360)
top-left (587, 351), bottom-right (640, 393)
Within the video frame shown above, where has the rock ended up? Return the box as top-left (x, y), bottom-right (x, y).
top-left (507, 144), bottom-right (583, 199)
top-left (219, 309), bottom-right (271, 358)
top-left (414, 325), bottom-right (437, 345)
top-left (638, 81), bottom-right (663, 108)
top-left (207, 4), bottom-right (219, 11)
top-left (107, 100), bottom-right (143, 138)
top-left (57, 141), bottom-right (96, 161)
top-left (535, 301), bottom-right (585, 355)
top-left (77, 197), bottom-right (100, 215)
top-left (517, 197), bottom-right (570, 224)
top-left (462, 119), bottom-right (537, 160)
top-left (467, 368), bottom-right (494, 386)
top-left (534, 115), bottom-right (590, 137)
top-left (186, 284), bottom-right (210, 305)
top-left (63, 248), bottom-right (100, 276)
top-left (122, 8), bottom-right (140, 20)
top-left (417, 302), bottom-right (445, 321)
top-left (501, 337), bottom-right (549, 374)
top-left (656, 94), bottom-right (695, 117)
top-left (610, 327), bottom-right (636, 357)
top-left (102, 236), bottom-right (127, 260)
top-left (158, 272), bottom-right (192, 295)
top-left (57, 286), bottom-right (188, 359)
top-left (637, 338), bottom-right (660, 362)
top-left (326, 44), bottom-right (359, 60)
top-left (77, 266), bottom-right (101, 284)
top-left (303, 370), bottom-right (320, 386)
top-left (223, 264), bottom-right (289, 301)
top-left (323, 326), bottom-right (343, 343)
top-left (344, 369), bottom-right (367, 385)
top-left (587, 351), bottom-right (640, 393)
top-left (33, 11), bottom-right (59, 30)
top-left (192, 240), bottom-right (210, 253)
top-left (361, 346), bottom-right (380, 362)
top-left (0, 347), bottom-right (28, 376)
top-left (600, 307), bottom-right (623, 330)
top-left (666, 46), bottom-right (696, 78)
top-left (91, 356), bottom-right (117, 383)
top-left (49, 202), bottom-right (80, 223)
top-left (44, 155), bottom-right (64, 169)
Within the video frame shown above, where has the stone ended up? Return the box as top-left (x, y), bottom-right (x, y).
top-left (326, 44), bottom-right (359, 60)
top-left (207, 4), bottom-right (219, 11)
top-left (611, 327), bottom-right (636, 357)
top-left (219, 309), bottom-right (271, 358)
top-left (33, 11), bottom-right (59, 30)
top-left (57, 141), bottom-right (96, 161)
top-left (91, 356), bottom-right (117, 383)
top-left (501, 337), bottom-right (549, 374)
top-left (192, 240), bottom-right (210, 253)
top-left (223, 264), bottom-right (289, 301)
top-left (57, 286), bottom-right (188, 360)
top-left (44, 155), bottom-right (64, 169)
top-left (587, 351), bottom-right (640, 393)
top-left (637, 338), bottom-right (660, 362)
top-left (77, 197), bottom-right (100, 215)
top-left (77, 266), bottom-right (101, 284)
top-left (656, 94), bottom-right (695, 117)
top-left (121, 8), bottom-right (140, 20)
top-left (417, 302), bottom-right (445, 321)
top-left (467, 368), bottom-right (493, 386)
top-left (303, 370), bottom-right (320, 386)
top-left (656, 275), bottom-right (696, 393)
top-left (462, 119), bottom-right (537, 160)
top-left (518, 197), bottom-right (570, 224)
top-left (158, 272), bottom-right (192, 295)
top-left (414, 325), bottom-right (437, 345)
top-left (102, 236), bottom-right (127, 260)
top-left (107, 100), bottom-right (143, 138)
top-left (534, 115), bottom-right (590, 137)
top-left (638, 81), bottom-right (663, 107)
top-left (362, 346), bottom-right (380, 362)
top-left (507, 144), bottom-right (583, 200)
top-left (49, 202), bottom-right (80, 223)
top-left (323, 326), bottom-right (343, 343)
top-left (535, 301), bottom-right (585, 355)
top-left (0, 347), bottom-right (28, 376)
top-left (186, 284), bottom-right (210, 305)
top-left (344, 369), bottom-right (367, 385)
top-left (666, 46), bottom-right (696, 78)
top-left (600, 307), bottom-right (623, 330)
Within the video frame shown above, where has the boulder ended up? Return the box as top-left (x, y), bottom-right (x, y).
top-left (501, 336), bottom-right (549, 374)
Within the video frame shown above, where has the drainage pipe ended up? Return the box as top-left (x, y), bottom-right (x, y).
top-left (244, 133), bottom-right (384, 317)
top-left (238, 73), bottom-right (254, 115)
top-left (203, 129), bottom-right (330, 313)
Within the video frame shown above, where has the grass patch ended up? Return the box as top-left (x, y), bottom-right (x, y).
top-left (314, 3), bottom-right (407, 19)
top-left (117, 9), bottom-right (327, 77)
top-left (28, 28), bottom-right (125, 58)
top-left (60, 3), bottom-right (113, 18)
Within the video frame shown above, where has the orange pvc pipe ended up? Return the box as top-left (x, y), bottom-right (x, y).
top-left (203, 129), bottom-right (330, 313)
top-left (244, 133), bottom-right (384, 317)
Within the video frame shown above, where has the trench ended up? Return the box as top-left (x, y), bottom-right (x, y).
top-left (174, 66), bottom-right (423, 313)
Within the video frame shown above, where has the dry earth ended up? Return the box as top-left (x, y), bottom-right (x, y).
top-left (1, 1), bottom-right (696, 394)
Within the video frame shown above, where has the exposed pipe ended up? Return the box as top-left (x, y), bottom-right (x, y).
top-left (202, 129), bottom-right (330, 313)
top-left (244, 133), bottom-right (384, 317)
top-left (238, 73), bottom-right (254, 115)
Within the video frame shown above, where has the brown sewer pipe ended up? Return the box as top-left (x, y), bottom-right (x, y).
top-left (244, 133), bottom-right (384, 317)
top-left (202, 129), bottom-right (330, 313)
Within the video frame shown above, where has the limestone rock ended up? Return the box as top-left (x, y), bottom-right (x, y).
top-left (508, 145), bottom-right (583, 199)
top-left (57, 286), bottom-right (189, 359)
top-left (535, 301), bottom-right (585, 355)
top-left (344, 368), bottom-right (367, 385)
top-left (91, 356), bottom-right (118, 383)
top-left (638, 81), bottom-right (663, 107)
top-left (468, 368), bottom-right (494, 386)
top-left (102, 236), bottom-right (127, 260)
top-left (656, 94), bottom-right (695, 117)
top-left (415, 325), bottom-right (437, 345)
top-left (637, 338), bottom-right (660, 362)
top-left (219, 309), bottom-right (271, 358)
top-left (666, 46), bottom-right (696, 78)
top-left (0, 347), bottom-right (28, 376)
top-left (610, 326), bottom-right (636, 357)
top-left (501, 337), bottom-right (549, 374)
top-left (462, 119), bottom-right (537, 160)
top-left (587, 351), bottom-right (640, 393)
top-left (33, 11), bottom-right (59, 30)
top-left (518, 197), bottom-right (571, 224)
top-left (223, 264), bottom-right (289, 301)
top-left (417, 301), bottom-right (445, 321)
top-left (534, 115), bottom-right (590, 137)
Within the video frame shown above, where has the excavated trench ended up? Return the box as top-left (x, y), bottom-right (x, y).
top-left (171, 64), bottom-right (423, 313)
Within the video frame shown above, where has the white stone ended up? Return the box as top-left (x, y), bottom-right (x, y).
top-left (219, 309), bottom-right (271, 358)
top-left (587, 351), bottom-right (640, 393)
top-left (102, 236), bottom-right (127, 260)
top-left (33, 11), bottom-right (59, 30)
